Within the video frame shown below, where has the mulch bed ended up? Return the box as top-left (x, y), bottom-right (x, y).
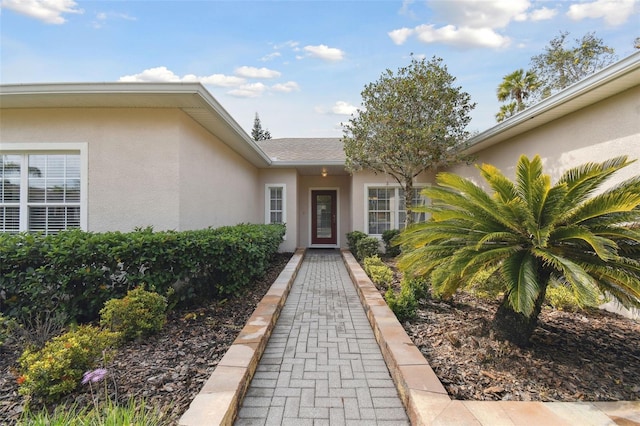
top-left (0, 252), bottom-right (292, 425)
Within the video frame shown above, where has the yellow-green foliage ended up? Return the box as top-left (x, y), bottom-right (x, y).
top-left (17, 325), bottom-right (119, 400)
top-left (545, 283), bottom-right (600, 312)
top-left (100, 287), bottom-right (167, 341)
top-left (385, 279), bottom-right (418, 322)
top-left (363, 256), bottom-right (393, 286)
top-left (402, 275), bottom-right (429, 301)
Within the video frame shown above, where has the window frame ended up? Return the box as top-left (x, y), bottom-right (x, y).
top-left (0, 143), bottom-right (88, 233)
top-left (364, 184), bottom-right (426, 236)
top-left (265, 183), bottom-right (286, 224)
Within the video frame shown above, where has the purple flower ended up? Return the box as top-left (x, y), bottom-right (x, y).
top-left (82, 368), bottom-right (108, 385)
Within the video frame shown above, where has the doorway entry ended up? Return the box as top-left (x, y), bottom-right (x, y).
top-left (311, 190), bottom-right (337, 245)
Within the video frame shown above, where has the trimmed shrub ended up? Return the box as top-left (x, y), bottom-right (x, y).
top-left (100, 287), bottom-right (167, 341)
top-left (363, 256), bottom-right (393, 286)
top-left (385, 279), bottom-right (417, 322)
top-left (402, 275), bottom-right (429, 301)
top-left (0, 223), bottom-right (285, 323)
top-left (346, 231), bottom-right (367, 255)
top-left (356, 236), bottom-right (380, 261)
top-left (17, 325), bottom-right (120, 400)
top-left (381, 229), bottom-right (401, 257)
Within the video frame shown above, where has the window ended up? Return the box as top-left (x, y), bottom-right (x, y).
top-left (265, 184), bottom-right (286, 225)
top-left (366, 185), bottom-right (426, 235)
top-left (0, 144), bottom-right (86, 234)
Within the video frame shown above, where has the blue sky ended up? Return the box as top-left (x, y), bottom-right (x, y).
top-left (1, 1), bottom-right (638, 138)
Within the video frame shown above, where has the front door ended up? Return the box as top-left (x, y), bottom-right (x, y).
top-left (311, 190), bottom-right (337, 245)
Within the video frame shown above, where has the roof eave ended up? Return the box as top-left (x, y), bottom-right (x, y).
top-left (465, 51), bottom-right (640, 155)
top-left (0, 82), bottom-right (273, 168)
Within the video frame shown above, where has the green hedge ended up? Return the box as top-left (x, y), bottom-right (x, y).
top-left (0, 224), bottom-right (285, 323)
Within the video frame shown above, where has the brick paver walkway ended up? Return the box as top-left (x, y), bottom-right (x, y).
top-left (235, 249), bottom-right (409, 425)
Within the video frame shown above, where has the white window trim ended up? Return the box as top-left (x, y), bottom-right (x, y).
top-left (364, 183), bottom-right (425, 236)
top-left (265, 183), bottom-right (286, 240)
top-left (0, 143), bottom-right (88, 232)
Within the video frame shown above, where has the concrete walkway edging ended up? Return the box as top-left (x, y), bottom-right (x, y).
top-left (340, 249), bottom-right (640, 425)
top-left (179, 248), bottom-right (306, 426)
top-left (340, 249), bottom-right (451, 425)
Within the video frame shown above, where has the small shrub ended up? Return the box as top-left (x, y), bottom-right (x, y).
top-left (346, 231), bottom-right (367, 254)
top-left (385, 279), bottom-right (417, 322)
top-left (545, 282), bottom-right (600, 312)
top-left (356, 236), bottom-right (380, 261)
top-left (17, 325), bottom-right (119, 400)
top-left (381, 229), bottom-right (401, 257)
top-left (402, 275), bottom-right (429, 301)
top-left (15, 309), bottom-right (68, 350)
top-left (363, 256), bottom-right (393, 286)
top-left (100, 286), bottom-right (167, 341)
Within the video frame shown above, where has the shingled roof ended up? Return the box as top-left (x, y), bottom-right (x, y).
top-left (256, 138), bottom-right (345, 163)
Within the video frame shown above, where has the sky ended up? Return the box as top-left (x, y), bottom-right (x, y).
top-left (1, 0), bottom-right (638, 138)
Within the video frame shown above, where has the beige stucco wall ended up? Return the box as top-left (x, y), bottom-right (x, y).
top-left (258, 168), bottom-right (299, 252)
top-left (446, 86), bottom-right (640, 188)
top-left (298, 174), bottom-right (351, 248)
top-left (349, 170), bottom-right (435, 234)
top-left (177, 113), bottom-right (261, 230)
top-left (0, 107), bottom-right (264, 233)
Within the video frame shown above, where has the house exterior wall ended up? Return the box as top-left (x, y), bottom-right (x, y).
top-left (258, 168), bottom-right (299, 252)
top-left (177, 113), bottom-right (261, 230)
top-left (0, 107), bottom-right (264, 233)
top-left (446, 86), bottom-right (640, 189)
top-left (1, 108), bottom-right (181, 231)
top-left (298, 174), bottom-right (351, 248)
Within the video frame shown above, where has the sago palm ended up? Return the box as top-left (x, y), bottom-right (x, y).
top-left (397, 155), bottom-right (640, 346)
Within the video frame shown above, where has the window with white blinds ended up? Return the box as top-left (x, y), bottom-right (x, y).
top-left (366, 185), bottom-right (426, 235)
top-left (0, 151), bottom-right (84, 234)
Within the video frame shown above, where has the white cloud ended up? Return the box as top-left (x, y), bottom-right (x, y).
top-left (567, 0), bottom-right (636, 26)
top-left (331, 101), bottom-right (358, 116)
top-left (92, 11), bottom-right (136, 28)
top-left (260, 52), bottom-right (281, 62)
top-left (429, 0), bottom-right (531, 28)
top-left (118, 66), bottom-right (246, 87)
top-left (1, 0), bottom-right (83, 24)
top-left (235, 66), bottom-right (281, 79)
top-left (303, 44), bottom-right (345, 61)
top-left (119, 66), bottom-right (182, 82)
top-left (228, 82), bottom-right (267, 98)
top-left (389, 0), bottom-right (541, 48)
top-left (529, 7), bottom-right (557, 21)
top-left (414, 24), bottom-right (511, 49)
top-left (388, 28), bottom-right (414, 45)
top-left (272, 81), bottom-right (300, 93)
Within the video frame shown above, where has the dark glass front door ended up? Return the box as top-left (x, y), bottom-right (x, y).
top-left (311, 190), bottom-right (337, 245)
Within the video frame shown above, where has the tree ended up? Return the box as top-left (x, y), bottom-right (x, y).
top-left (251, 113), bottom-right (272, 141)
top-left (342, 56), bottom-right (475, 227)
top-left (495, 69), bottom-right (540, 121)
top-left (531, 32), bottom-right (617, 99)
top-left (495, 102), bottom-right (517, 122)
top-left (397, 155), bottom-right (640, 347)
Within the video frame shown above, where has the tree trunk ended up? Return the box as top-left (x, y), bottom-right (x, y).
top-left (493, 281), bottom-right (548, 347)
top-left (404, 180), bottom-right (414, 229)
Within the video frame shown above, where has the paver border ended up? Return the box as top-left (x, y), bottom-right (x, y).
top-left (340, 249), bottom-right (640, 426)
top-left (179, 248), bottom-right (305, 426)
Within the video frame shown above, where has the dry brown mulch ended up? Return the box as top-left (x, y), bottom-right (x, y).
top-left (403, 290), bottom-right (640, 402)
top-left (0, 253), bottom-right (292, 425)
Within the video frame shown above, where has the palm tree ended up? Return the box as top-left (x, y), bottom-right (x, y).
top-left (495, 102), bottom-right (517, 122)
top-left (397, 155), bottom-right (640, 346)
top-left (496, 69), bottom-right (540, 115)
